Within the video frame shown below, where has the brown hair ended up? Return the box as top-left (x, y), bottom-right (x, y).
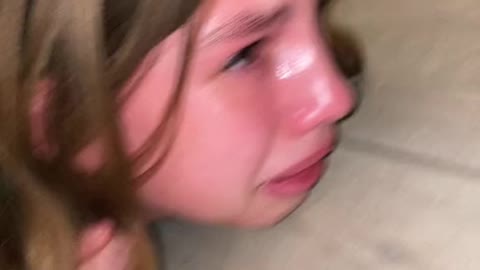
top-left (0, 0), bottom-right (199, 269)
top-left (0, 0), bottom-right (363, 269)
top-left (320, 0), bottom-right (364, 79)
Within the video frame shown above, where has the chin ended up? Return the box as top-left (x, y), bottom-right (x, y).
top-left (149, 193), bottom-right (310, 229)
top-left (228, 193), bottom-right (310, 229)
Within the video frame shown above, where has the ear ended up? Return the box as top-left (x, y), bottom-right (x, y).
top-left (77, 221), bottom-right (134, 270)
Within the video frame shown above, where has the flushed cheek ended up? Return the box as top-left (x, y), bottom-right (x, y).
top-left (138, 82), bottom-right (276, 221)
top-left (120, 52), bottom-right (182, 155)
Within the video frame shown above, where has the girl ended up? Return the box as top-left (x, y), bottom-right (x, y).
top-left (0, 0), bottom-right (362, 269)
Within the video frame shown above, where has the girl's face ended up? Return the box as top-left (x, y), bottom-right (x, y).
top-left (119, 0), bottom-right (354, 227)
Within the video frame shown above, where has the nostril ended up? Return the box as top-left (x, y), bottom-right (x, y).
top-left (293, 105), bottom-right (321, 128)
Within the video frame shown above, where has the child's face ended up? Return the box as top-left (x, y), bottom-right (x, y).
top-left (120, 0), bottom-right (354, 227)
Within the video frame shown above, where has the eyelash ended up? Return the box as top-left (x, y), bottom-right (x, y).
top-left (223, 39), bottom-right (263, 72)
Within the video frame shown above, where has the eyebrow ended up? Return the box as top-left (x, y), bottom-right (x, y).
top-left (201, 5), bottom-right (290, 47)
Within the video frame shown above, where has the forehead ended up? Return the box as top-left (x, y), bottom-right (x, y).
top-left (199, 0), bottom-right (286, 37)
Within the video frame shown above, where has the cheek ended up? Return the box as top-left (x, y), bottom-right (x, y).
top-left (138, 79), bottom-right (277, 221)
top-left (120, 62), bottom-right (178, 156)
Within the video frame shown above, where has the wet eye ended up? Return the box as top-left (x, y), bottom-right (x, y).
top-left (223, 40), bottom-right (262, 71)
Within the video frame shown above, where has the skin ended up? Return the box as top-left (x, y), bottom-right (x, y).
top-left (115, 0), bottom-right (354, 227)
top-left (75, 0), bottom-right (356, 268)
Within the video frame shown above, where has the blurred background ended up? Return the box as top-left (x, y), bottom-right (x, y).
top-left (156, 0), bottom-right (480, 269)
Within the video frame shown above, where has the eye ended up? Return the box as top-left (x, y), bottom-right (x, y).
top-left (223, 40), bottom-right (263, 71)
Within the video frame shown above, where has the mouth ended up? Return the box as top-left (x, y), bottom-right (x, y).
top-left (262, 145), bottom-right (334, 198)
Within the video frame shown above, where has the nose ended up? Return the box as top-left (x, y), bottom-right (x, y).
top-left (272, 21), bottom-right (355, 135)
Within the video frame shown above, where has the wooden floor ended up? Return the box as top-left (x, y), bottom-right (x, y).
top-left (159, 1), bottom-right (480, 269)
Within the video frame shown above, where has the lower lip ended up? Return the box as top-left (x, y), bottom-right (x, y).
top-left (263, 159), bottom-right (328, 198)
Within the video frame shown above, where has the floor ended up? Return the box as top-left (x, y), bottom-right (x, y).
top-left (158, 1), bottom-right (480, 269)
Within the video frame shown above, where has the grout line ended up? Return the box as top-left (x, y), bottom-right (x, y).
top-left (341, 136), bottom-right (480, 180)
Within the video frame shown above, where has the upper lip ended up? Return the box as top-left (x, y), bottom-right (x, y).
top-left (268, 144), bottom-right (335, 183)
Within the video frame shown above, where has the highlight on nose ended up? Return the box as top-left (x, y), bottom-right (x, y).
top-left (293, 74), bottom-right (354, 132)
top-left (275, 47), bottom-right (315, 80)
